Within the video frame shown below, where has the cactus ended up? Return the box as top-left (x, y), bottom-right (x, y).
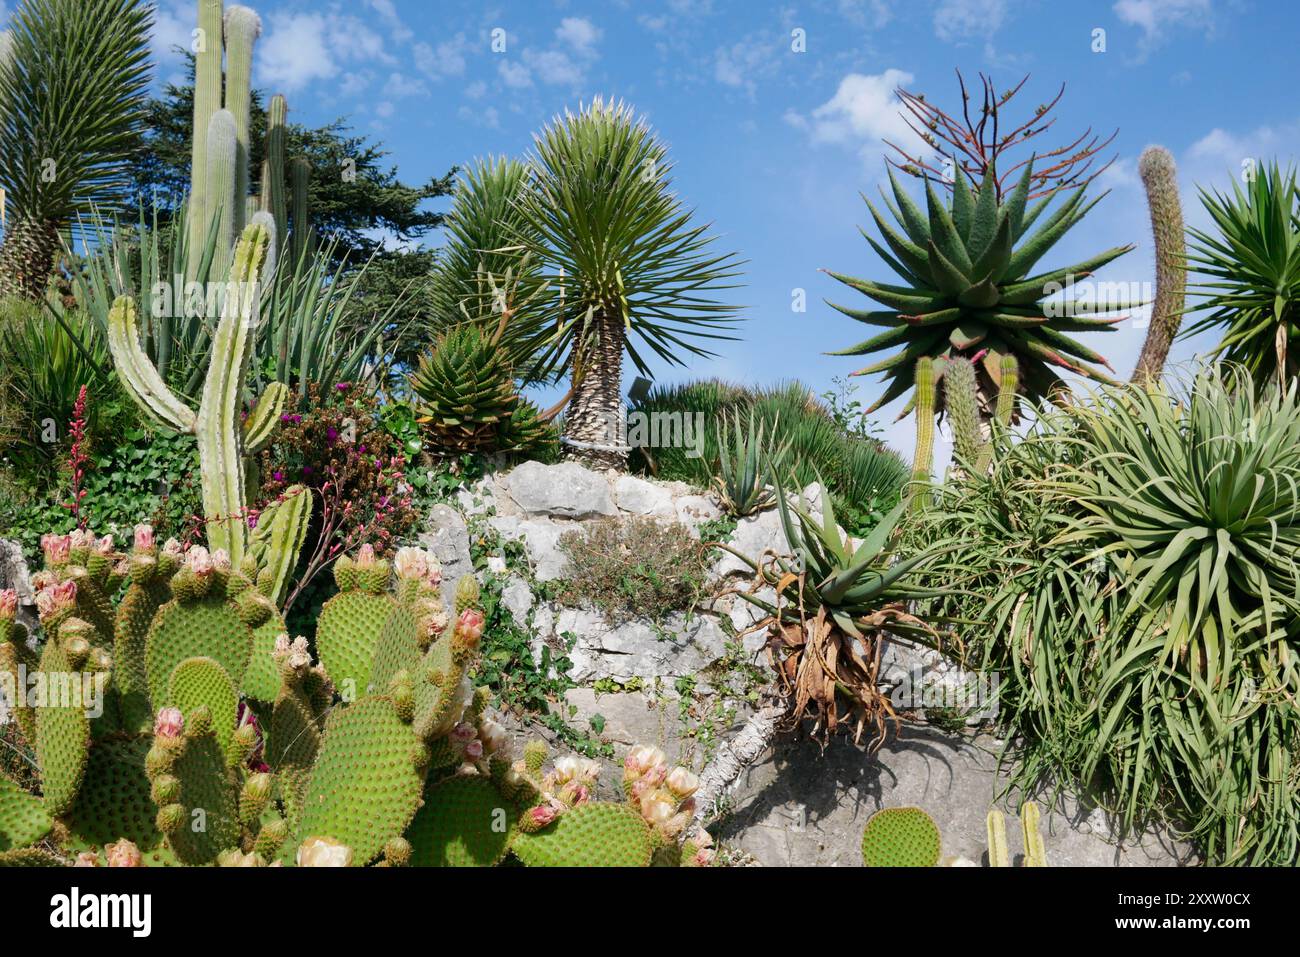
top-left (261, 94), bottom-right (288, 244)
top-left (986, 807), bottom-right (1010, 866)
top-left (1021, 801), bottom-right (1047, 867)
top-left (222, 6), bottom-right (262, 235)
top-left (909, 357), bottom-right (936, 511)
top-left (205, 109), bottom-right (238, 280)
top-left (511, 802), bottom-right (654, 867)
top-left (860, 806), bottom-right (941, 866)
top-left (291, 157), bottom-right (312, 267)
top-left (943, 353), bottom-right (1019, 475)
top-left (186, 0), bottom-right (225, 279)
top-left (1131, 145), bottom-right (1186, 386)
top-left (406, 775), bottom-right (516, 866)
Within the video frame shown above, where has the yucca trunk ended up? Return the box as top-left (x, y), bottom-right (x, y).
top-left (563, 309), bottom-right (627, 470)
top-left (0, 217), bottom-right (60, 299)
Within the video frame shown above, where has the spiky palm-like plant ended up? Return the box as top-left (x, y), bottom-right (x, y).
top-left (1181, 162), bottom-right (1300, 392)
top-left (518, 98), bottom-right (744, 469)
top-left (826, 161), bottom-right (1133, 420)
top-left (0, 0), bottom-right (153, 298)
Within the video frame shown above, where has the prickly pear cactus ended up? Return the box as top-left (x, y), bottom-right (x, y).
top-left (861, 806), bottom-right (942, 867)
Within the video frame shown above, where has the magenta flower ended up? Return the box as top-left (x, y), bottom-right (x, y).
top-left (154, 707), bottom-right (184, 739)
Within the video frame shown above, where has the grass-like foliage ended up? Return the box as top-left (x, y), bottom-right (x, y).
top-left (915, 365), bottom-right (1300, 864)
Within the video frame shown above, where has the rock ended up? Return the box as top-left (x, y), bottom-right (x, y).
top-left (488, 516), bottom-right (570, 582)
top-left (714, 508), bottom-right (790, 578)
top-left (0, 538), bottom-right (37, 636)
top-left (673, 495), bottom-right (722, 537)
top-left (417, 504), bottom-right (473, 608)
top-left (717, 727), bottom-right (1193, 867)
top-left (613, 475), bottom-right (675, 516)
top-left (554, 609), bottom-right (728, 684)
top-left (562, 688), bottom-right (687, 752)
top-left (501, 576), bottom-right (535, 628)
top-left (504, 461), bottom-right (616, 519)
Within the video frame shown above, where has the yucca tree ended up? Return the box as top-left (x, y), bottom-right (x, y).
top-left (516, 98), bottom-right (744, 469)
top-left (1181, 162), bottom-right (1300, 392)
top-left (0, 0), bottom-right (153, 298)
top-left (826, 161), bottom-right (1133, 424)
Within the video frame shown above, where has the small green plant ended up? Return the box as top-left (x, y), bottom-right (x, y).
top-left (861, 807), bottom-right (941, 867)
top-left (713, 410), bottom-right (788, 517)
top-left (559, 517), bottom-right (711, 625)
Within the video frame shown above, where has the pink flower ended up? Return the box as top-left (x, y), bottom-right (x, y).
top-left (451, 722), bottom-right (477, 744)
top-left (186, 546), bottom-right (213, 576)
top-left (456, 608), bottom-right (485, 644)
top-left (530, 804), bottom-right (559, 827)
top-left (41, 534), bottom-right (70, 565)
top-left (154, 707), bottom-right (184, 739)
top-left (393, 546), bottom-right (428, 581)
top-left (666, 767), bottom-right (700, 799)
top-left (37, 580), bottom-right (77, 619)
top-left (73, 851), bottom-right (99, 867)
top-left (296, 836), bottom-right (353, 867)
top-left (0, 590), bottom-right (17, 620)
top-left (464, 740), bottom-right (484, 760)
top-left (69, 529), bottom-right (95, 551)
top-left (210, 549), bottom-right (231, 571)
top-left (94, 535), bottom-right (115, 555)
top-left (356, 544), bottom-right (376, 566)
top-left (624, 744), bottom-right (667, 780)
top-left (162, 539), bottom-right (184, 559)
top-left (106, 839), bottom-right (144, 867)
top-left (133, 524), bottom-right (155, 551)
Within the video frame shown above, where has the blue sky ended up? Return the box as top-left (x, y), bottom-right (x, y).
top-left (142, 0), bottom-right (1293, 460)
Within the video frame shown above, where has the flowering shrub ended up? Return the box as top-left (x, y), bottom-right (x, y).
top-left (257, 382), bottom-right (419, 612)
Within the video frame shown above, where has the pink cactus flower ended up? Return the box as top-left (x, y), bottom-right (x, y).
top-left (425, 562), bottom-right (443, 588)
top-left (296, 836), bottom-right (353, 867)
top-left (624, 744), bottom-right (667, 780)
top-left (162, 539), bottom-right (184, 559)
top-left (273, 633), bottom-right (291, 655)
top-left (451, 722), bottom-right (477, 744)
top-left (456, 608), bottom-right (485, 644)
top-left (356, 544), bottom-right (376, 566)
top-left (478, 719), bottom-right (509, 757)
top-left (187, 546), bottom-right (214, 576)
top-left (560, 782), bottom-right (591, 806)
top-left (692, 847), bottom-right (715, 867)
top-left (73, 851), bottom-right (100, 867)
top-left (464, 739), bottom-right (484, 760)
top-left (666, 767), bottom-right (700, 799)
top-left (154, 707), bottom-right (184, 739)
top-left (41, 534), bottom-right (71, 565)
top-left (69, 529), bottom-right (95, 551)
top-left (210, 549), bottom-right (232, 571)
top-left (0, 589), bottom-right (17, 620)
top-left (94, 535), bottom-right (115, 555)
top-left (106, 839), bottom-right (144, 867)
top-left (640, 793), bottom-right (676, 828)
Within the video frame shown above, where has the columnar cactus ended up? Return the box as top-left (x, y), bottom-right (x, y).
top-left (1131, 145), bottom-right (1186, 386)
top-left (108, 221), bottom-right (306, 574)
top-left (943, 352), bottom-right (1019, 474)
top-left (186, 0), bottom-right (225, 278)
top-left (985, 802), bottom-right (1048, 867)
top-left (261, 94), bottom-right (288, 243)
top-left (205, 109), bottom-right (238, 280)
top-left (909, 356), bottom-right (936, 511)
top-left (222, 5), bottom-right (262, 234)
top-left (291, 157), bottom-right (312, 266)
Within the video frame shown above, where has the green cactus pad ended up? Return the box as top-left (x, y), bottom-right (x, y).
top-left (167, 657), bottom-right (238, 762)
top-left (0, 847), bottom-right (64, 866)
top-left (413, 635), bottom-right (462, 741)
top-left (295, 696), bottom-right (423, 866)
top-left (316, 590), bottom-right (397, 698)
top-left (145, 597), bottom-right (253, 711)
top-left (0, 775), bottom-right (52, 850)
top-left (242, 612), bottom-right (289, 703)
top-left (65, 736), bottom-right (177, 866)
top-left (511, 802), bottom-right (654, 867)
top-left (34, 642), bottom-right (91, 816)
top-left (369, 601), bottom-right (423, 692)
top-left (406, 775), bottom-right (514, 867)
top-left (114, 579), bottom-right (171, 732)
top-left (166, 732), bottom-right (240, 865)
top-left (861, 806), bottom-right (941, 867)
top-left (268, 685), bottom-right (320, 830)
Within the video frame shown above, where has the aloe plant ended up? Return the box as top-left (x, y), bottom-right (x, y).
top-left (712, 411), bottom-right (789, 517)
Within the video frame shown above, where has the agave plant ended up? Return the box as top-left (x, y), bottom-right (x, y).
top-left (0, 0), bottom-right (153, 298)
top-left (516, 98), bottom-right (744, 468)
top-left (1181, 162), bottom-right (1300, 392)
top-left (712, 411), bottom-right (788, 517)
top-left (720, 478), bottom-right (947, 745)
top-left (826, 161), bottom-right (1134, 418)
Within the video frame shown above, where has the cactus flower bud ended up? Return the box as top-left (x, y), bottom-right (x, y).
top-left (243, 772), bottom-right (273, 803)
top-left (559, 781), bottom-right (591, 806)
top-left (356, 543), bottom-right (376, 566)
top-left (133, 524), bottom-right (155, 551)
top-left (464, 739), bottom-right (484, 760)
top-left (425, 560), bottom-right (443, 588)
top-left (73, 851), bottom-right (100, 867)
top-left (624, 744), bottom-right (667, 780)
top-left (529, 804), bottom-right (559, 828)
top-left (210, 548), bottom-right (232, 571)
top-left (94, 535), bottom-right (115, 555)
top-left (297, 836), bottom-right (353, 867)
top-left (451, 722), bottom-right (476, 744)
top-left (41, 534), bottom-right (71, 565)
top-left (0, 589), bottom-right (16, 621)
top-left (106, 839), bottom-right (144, 867)
top-left (162, 538), bottom-right (183, 559)
top-left (154, 706), bottom-right (184, 739)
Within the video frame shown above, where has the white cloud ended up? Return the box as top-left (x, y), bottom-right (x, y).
top-left (1114, 0), bottom-right (1213, 49)
top-left (464, 80), bottom-right (488, 100)
top-left (556, 17), bottom-right (602, 54)
top-left (382, 72), bottom-right (427, 98)
top-left (325, 16), bottom-right (392, 66)
top-left (365, 0), bottom-right (414, 44)
top-left (714, 33), bottom-right (784, 93)
top-left (524, 48), bottom-right (584, 86)
top-left (414, 34), bottom-right (468, 80)
top-left (792, 69), bottom-right (917, 149)
top-left (259, 13), bottom-right (338, 91)
top-left (499, 59), bottom-right (533, 88)
top-left (375, 100), bottom-right (395, 118)
top-left (149, 0), bottom-right (193, 64)
top-left (838, 0), bottom-right (895, 28)
top-left (458, 103), bottom-right (501, 129)
top-left (933, 0), bottom-right (1007, 43)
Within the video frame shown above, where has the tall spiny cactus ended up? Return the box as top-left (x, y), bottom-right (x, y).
top-left (909, 357), bottom-right (936, 512)
top-left (108, 221), bottom-right (299, 567)
top-left (261, 94), bottom-right (288, 243)
top-left (291, 157), bottom-right (313, 267)
top-left (944, 353), bottom-right (1018, 474)
top-left (222, 5), bottom-right (261, 235)
top-left (1131, 145), bottom-right (1186, 386)
top-left (206, 109), bottom-right (238, 280)
top-left (187, 0), bottom-right (224, 280)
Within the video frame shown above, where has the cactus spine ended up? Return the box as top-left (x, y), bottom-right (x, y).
top-left (187, 0), bottom-right (224, 280)
top-left (909, 357), bottom-right (936, 511)
top-left (262, 94), bottom-right (288, 244)
top-left (1131, 146), bottom-right (1186, 386)
top-left (222, 6), bottom-right (262, 235)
